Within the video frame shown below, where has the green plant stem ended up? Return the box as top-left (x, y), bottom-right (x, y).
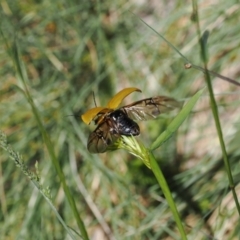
top-left (192, 0), bottom-right (240, 215)
top-left (149, 151), bottom-right (187, 240)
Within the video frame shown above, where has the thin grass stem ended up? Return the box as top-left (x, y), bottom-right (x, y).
top-left (2, 34), bottom-right (90, 240)
top-left (192, 0), bottom-right (240, 216)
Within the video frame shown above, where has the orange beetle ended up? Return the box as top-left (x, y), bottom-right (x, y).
top-left (81, 88), bottom-right (181, 153)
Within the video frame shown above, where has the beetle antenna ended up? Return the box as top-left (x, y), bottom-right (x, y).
top-left (65, 114), bottom-right (80, 117)
top-left (92, 91), bottom-right (97, 107)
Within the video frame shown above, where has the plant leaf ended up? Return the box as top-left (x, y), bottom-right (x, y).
top-left (151, 88), bottom-right (205, 151)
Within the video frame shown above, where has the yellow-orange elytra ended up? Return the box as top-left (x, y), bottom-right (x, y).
top-left (81, 107), bottom-right (108, 125)
top-left (106, 87), bottom-right (141, 109)
top-left (81, 87), bottom-right (142, 125)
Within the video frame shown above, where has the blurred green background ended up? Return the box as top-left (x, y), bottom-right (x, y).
top-left (1, 0), bottom-right (240, 239)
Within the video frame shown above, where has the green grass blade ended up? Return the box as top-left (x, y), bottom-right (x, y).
top-left (151, 88), bottom-right (204, 151)
top-left (135, 14), bottom-right (240, 87)
top-left (6, 39), bottom-right (89, 239)
top-left (0, 131), bottom-right (78, 239)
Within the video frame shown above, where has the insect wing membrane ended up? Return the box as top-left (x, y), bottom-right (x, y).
top-left (121, 96), bottom-right (182, 121)
top-left (87, 120), bottom-right (119, 153)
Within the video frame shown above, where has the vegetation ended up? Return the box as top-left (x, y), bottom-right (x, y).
top-left (1, 0), bottom-right (240, 239)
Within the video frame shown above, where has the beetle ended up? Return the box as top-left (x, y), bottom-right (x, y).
top-left (81, 87), bottom-right (181, 153)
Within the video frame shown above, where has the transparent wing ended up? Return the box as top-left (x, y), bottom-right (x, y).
top-left (121, 96), bottom-right (182, 121)
top-left (87, 120), bottom-right (120, 153)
